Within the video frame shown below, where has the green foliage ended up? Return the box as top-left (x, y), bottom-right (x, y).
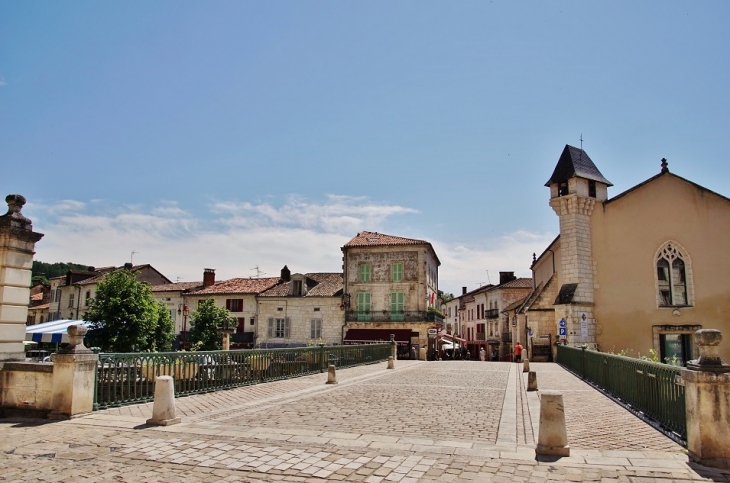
top-left (188, 299), bottom-right (233, 351)
top-left (153, 302), bottom-right (175, 352)
top-left (32, 261), bottom-right (91, 279)
top-left (31, 275), bottom-right (49, 287)
top-left (86, 269), bottom-right (173, 352)
top-left (439, 292), bottom-right (455, 303)
top-left (427, 306), bottom-right (447, 319)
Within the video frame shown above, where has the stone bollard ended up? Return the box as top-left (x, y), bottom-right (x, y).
top-left (682, 329), bottom-right (730, 469)
top-left (535, 390), bottom-right (570, 457)
top-left (523, 358), bottom-right (530, 373)
top-left (326, 364), bottom-right (338, 384)
top-left (390, 334), bottom-right (397, 361)
top-left (527, 371), bottom-right (538, 391)
top-left (146, 376), bottom-right (181, 426)
top-left (387, 356), bottom-right (394, 369)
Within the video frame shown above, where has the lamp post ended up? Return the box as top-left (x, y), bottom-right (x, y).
top-left (182, 304), bottom-right (189, 350)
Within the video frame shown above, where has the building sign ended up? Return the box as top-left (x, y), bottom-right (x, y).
top-left (427, 328), bottom-right (437, 338)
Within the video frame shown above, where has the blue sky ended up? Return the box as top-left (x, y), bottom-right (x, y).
top-left (2, 1), bottom-right (729, 294)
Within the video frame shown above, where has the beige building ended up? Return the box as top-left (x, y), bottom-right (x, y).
top-left (518, 145), bottom-right (730, 363)
top-left (341, 231), bottom-right (442, 357)
top-left (184, 270), bottom-right (280, 350)
top-left (257, 267), bottom-right (343, 347)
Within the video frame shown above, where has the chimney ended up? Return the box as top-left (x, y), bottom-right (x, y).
top-left (281, 265), bottom-right (291, 282)
top-left (87, 266), bottom-right (95, 272)
top-left (203, 268), bottom-right (216, 287)
top-left (462, 287), bottom-right (467, 295)
top-left (499, 271), bottom-right (516, 285)
top-left (124, 262), bottom-right (133, 269)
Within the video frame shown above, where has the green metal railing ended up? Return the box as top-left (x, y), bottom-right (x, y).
top-left (94, 343), bottom-right (391, 410)
top-left (557, 345), bottom-right (686, 441)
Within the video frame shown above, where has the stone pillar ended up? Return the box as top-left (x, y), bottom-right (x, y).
top-left (49, 325), bottom-right (99, 419)
top-left (326, 364), bottom-right (337, 384)
top-left (527, 371), bottom-right (538, 391)
top-left (0, 195), bottom-right (44, 361)
top-left (523, 359), bottom-right (530, 373)
top-left (682, 329), bottom-right (730, 469)
top-left (146, 376), bottom-right (181, 426)
top-left (390, 334), bottom-right (397, 360)
top-left (387, 356), bottom-right (394, 369)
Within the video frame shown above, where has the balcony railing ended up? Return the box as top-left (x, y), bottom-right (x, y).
top-left (501, 332), bottom-right (512, 342)
top-left (346, 310), bottom-right (444, 324)
top-left (486, 309), bottom-right (500, 319)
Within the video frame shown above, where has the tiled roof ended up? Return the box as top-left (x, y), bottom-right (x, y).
top-left (192, 277), bottom-right (280, 295)
top-left (545, 145), bottom-right (613, 187)
top-left (498, 278), bottom-right (533, 289)
top-left (74, 264), bottom-right (170, 286)
top-left (259, 273), bottom-right (343, 297)
top-left (29, 303), bottom-right (49, 310)
top-left (502, 296), bottom-right (529, 313)
top-left (151, 281), bottom-right (203, 292)
top-left (344, 231), bottom-right (430, 248)
top-left (30, 293), bottom-right (44, 302)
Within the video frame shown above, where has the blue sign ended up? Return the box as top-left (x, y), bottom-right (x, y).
top-left (559, 327), bottom-right (567, 336)
top-left (559, 319), bottom-right (566, 328)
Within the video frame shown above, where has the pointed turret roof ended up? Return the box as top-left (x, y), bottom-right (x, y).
top-left (545, 145), bottom-right (613, 187)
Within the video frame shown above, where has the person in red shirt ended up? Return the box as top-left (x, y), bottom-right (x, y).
top-left (514, 342), bottom-right (523, 363)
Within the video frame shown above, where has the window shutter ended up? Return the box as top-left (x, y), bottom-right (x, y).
top-left (238, 299), bottom-right (243, 311)
top-left (310, 319), bottom-right (315, 339)
top-left (284, 317), bottom-right (291, 338)
top-left (267, 318), bottom-right (274, 338)
top-left (226, 299), bottom-right (231, 310)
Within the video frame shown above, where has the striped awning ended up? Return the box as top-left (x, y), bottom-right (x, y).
top-left (25, 319), bottom-right (91, 344)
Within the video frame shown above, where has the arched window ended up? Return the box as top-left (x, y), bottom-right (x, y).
top-left (655, 241), bottom-right (692, 307)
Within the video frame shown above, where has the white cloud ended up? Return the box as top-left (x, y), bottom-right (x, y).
top-left (0, 76), bottom-right (6, 87)
top-left (28, 195), bottom-right (554, 292)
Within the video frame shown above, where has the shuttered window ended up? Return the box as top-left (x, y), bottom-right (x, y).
top-left (392, 263), bottom-right (403, 282)
top-left (360, 264), bottom-right (371, 282)
top-left (357, 292), bottom-right (371, 321)
top-left (267, 317), bottom-right (291, 338)
top-left (310, 319), bottom-right (322, 339)
top-left (226, 299), bottom-right (243, 312)
top-left (390, 292), bottom-right (404, 321)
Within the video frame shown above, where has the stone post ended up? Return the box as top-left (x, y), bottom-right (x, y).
top-left (390, 334), bottom-right (397, 360)
top-left (146, 376), bottom-right (181, 426)
top-left (0, 195), bottom-right (44, 361)
top-left (387, 356), bottom-right (394, 369)
top-left (527, 371), bottom-right (538, 391)
top-left (682, 329), bottom-right (730, 469)
top-left (49, 325), bottom-right (99, 419)
top-left (535, 390), bottom-right (570, 457)
top-left (326, 364), bottom-right (337, 384)
top-left (523, 359), bottom-right (530, 373)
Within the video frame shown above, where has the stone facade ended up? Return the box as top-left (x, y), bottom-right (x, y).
top-left (257, 296), bottom-right (343, 346)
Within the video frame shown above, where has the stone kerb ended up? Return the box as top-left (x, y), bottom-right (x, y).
top-left (682, 329), bottom-right (730, 469)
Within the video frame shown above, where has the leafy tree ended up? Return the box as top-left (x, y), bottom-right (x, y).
top-left (153, 302), bottom-right (175, 352)
top-left (32, 261), bottom-right (92, 279)
top-left (86, 269), bottom-right (173, 352)
top-left (188, 299), bottom-right (233, 351)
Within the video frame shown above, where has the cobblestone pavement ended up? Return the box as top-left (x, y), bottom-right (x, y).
top-left (2, 360), bottom-right (729, 482)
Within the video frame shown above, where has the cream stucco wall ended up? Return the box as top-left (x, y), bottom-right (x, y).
top-left (257, 297), bottom-right (343, 346)
top-left (185, 293), bottom-right (259, 335)
top-left (590, 174), bottom-right (730, 361)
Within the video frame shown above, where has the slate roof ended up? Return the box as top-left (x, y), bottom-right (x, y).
top-left (151, 281), bottom-right (203, 293)
top-left (545, 145), bottom-right (613, 187)
top-left (192, 277), bottom-right (280, 295)
top-left (259, 273), bottom-right (343, 297)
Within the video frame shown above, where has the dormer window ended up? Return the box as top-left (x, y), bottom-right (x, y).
top-left (293, 280), bottom-right (303, 296)
top-left (558, 181), bottom-right (569, 197)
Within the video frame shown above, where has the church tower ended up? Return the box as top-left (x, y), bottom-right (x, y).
top-left (546, 145), bottom-right (612, 347)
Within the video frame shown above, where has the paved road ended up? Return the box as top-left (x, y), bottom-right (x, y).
top-left (1, 360), bottom-right (728, 482)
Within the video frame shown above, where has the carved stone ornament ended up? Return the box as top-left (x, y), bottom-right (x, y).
top-left (62, 324), bottom-right (92, 354)
top-left (687, 329), bottom-right (730, 373)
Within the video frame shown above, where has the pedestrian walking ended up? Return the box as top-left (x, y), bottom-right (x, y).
top-left (514, 342), bottom-right (523, 363)
top-left (479, 346), bottom-right (486, 362)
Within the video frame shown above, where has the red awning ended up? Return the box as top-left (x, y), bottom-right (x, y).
top-left (344, 329), bottom-right (413, 345)
top-left (438, 330), bottom-right (466, 343)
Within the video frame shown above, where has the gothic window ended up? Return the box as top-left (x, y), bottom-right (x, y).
top-left (655, 242), bottom-right (692, 307)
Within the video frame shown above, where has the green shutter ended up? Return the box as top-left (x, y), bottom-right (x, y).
top-left (392, 263), bottom-right (403, 282)
top-left (357, 292), bottom-right (371, 321)
top-left (360, 264), bottom-right (370, 282)
top-left (390, 292), bottom-right (404, 321)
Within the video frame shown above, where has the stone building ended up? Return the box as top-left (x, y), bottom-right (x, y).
top-left (341, 231), bottom-right (442, 355)
top-left (518, 145), bottom-right (730, 363)
top-left (256, 267), bottom-right (343, 347)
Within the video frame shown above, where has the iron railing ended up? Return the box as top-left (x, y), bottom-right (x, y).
top-left (557, 345), bottom-right (686, 441)
top-left (485, 309), bottom-right (500, 319)
top-left (345, 310), bottom-right (444, 324)
top-left (94, 343), bottom-right (391, 410)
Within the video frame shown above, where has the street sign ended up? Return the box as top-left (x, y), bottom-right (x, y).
top-left (559, 327), bottom-right (567, 336)
top-left (427, 329), bottom-right (437, 337)
top-left (559, 319), bottom-right (566, 328)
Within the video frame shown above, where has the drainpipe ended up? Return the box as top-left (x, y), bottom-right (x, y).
top-left (75, 285), bottom-right (82, 320)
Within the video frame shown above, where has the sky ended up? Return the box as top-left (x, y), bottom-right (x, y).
top-left (2, 1), bottom-right (729, 295)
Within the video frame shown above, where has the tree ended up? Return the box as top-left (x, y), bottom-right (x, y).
top-left (86, 269), bottom-right (174, 352)
top-left (153, 302), bottom-right (175, 352)
top-left (188, 299), bottom-right (233, 351)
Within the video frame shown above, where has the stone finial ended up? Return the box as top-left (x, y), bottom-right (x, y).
top-left (660, 158), bottom-right (669, 174)
top-left (687, 329), bottom-right (730, 373)
top-left (0, 194), bottom-right (33, 231)
top-left (61, 324), bottom-right (92, 354)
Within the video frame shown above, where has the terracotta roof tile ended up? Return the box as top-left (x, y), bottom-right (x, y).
top-left (344, 231), bottom-right (430, 248)
top-left (193, 277), bottom-right (280, 295)
top-left (151, 281), bottom-right (203, 292)
top-left (499, 278), bottom-right (533, 289)
top-left (30, 293), bottom-right (44, 302)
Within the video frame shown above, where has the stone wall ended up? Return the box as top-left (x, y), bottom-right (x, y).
top-left (257, 297), bottom-right (343, 346)
top-left (0, 362), bottom-right (53, 417)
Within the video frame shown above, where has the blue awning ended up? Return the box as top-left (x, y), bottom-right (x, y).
top-left (25, 320), bottom-right (91, 344)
